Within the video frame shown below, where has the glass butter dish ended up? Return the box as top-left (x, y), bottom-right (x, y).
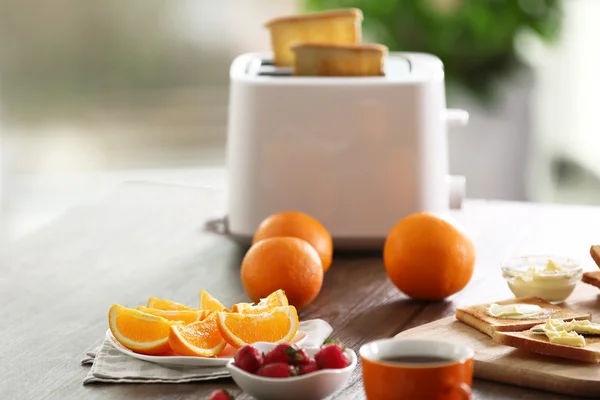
top-left (501, 255), bottom-right (583, 304)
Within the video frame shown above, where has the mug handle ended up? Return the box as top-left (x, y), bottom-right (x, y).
top-left (451, 383), bottom-right (472, 400)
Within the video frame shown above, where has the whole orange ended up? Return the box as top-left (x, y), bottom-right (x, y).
top-left (383, 212), bottom-right (475, 300)
top-left (241, 237), bottom-right (324, 309)
top-left (253, 211), bottom-right (333, 272)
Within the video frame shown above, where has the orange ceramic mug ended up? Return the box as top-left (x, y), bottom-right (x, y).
top-left (360, 338), bottom-right (474, 400)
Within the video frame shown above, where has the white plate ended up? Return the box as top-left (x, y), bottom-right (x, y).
top-left (106, 329), bottom-right (308, 368)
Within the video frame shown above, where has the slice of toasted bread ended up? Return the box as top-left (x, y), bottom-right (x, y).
top-left (455, 297), bottom-right (591, 337)
top-left (265, 9), bottom-right (363, 67)
top-left (291, 43), bottom-right (388, 77)
top-left (493, 329), bottom-right (600, 363)
top-left (582, 271), bottom-right (600, 289)
top-left (591, 245), bottom-right (600, 269)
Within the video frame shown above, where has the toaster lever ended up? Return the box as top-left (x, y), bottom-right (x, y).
top-left (445, 109), bottom-right (469, 128)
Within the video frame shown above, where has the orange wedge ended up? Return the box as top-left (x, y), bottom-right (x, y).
top-left (199, 290), bottom-right (228, 312)
top-left (147, 296), bottom-right (191, 311)
top-left (231, 289), bottom-right (289, 314)
top-left (108, 304), bottom-right (176, 355)
top-left (216, 305), bottom-right (299, 348)
top-left (136, 306), bottom-right (211, 324)
top-left (169, 312), bottom-right (227, 357)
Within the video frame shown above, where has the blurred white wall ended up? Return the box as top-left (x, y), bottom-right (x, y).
top-left (0, 0), bottom-right (304, 244)
top-left (170, 0), bottom-right (299, 55)
top-left (0, 1), bottom-right (302, 176)
top-left (528, 0), bottom-right (600, 202)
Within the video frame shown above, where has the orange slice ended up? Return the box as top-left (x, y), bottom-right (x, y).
top-left (136, 306), bottom-right (210, 324)
top-left (147, 296), bottom-right (191, 311)
top-left (216, 305), bottom-right (299, 348)
top-left (169, 312), bottom-right (227, 357)
top-left (108, 304), bottom-right (176, 355)
top-left (199, 290), bottom-right (228, 312)
top-left (231, 289), bottom-right (289, 314)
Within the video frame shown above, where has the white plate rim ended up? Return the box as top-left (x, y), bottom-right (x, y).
top-left (105, 329), bottom-right (308, 367)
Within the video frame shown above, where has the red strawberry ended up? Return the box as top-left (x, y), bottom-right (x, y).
top-left (297, 359), bottom-right (319, 375)
top-left (234, 345), bottom-right (263, 373)
top-left (315, 343), bottom-right (350, 370)
top-left (263, 343), bottom-right (310, 366)
top-left (256, 362), bottom-right (297, 378)
top-left (207, 389), bottom-right (235, 400)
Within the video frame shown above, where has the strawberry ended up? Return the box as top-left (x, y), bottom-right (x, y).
top-left (233, 345), bottom-right (263, 373)
top-left (256, 362), bottom-right (297, 378)
top-left (315, 342), bottom-right (350, 370)
top-left (207, 389), bottom-right (235, 400)
top-left (297, 359), bottom-right (319, 375)
top-left (263, 343), bottom-right (310, 366)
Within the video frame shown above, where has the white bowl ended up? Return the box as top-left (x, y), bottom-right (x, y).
top-left (501, 255), bottom-right (583, 304)
top-left (226, 342), bottom-right (356, 400)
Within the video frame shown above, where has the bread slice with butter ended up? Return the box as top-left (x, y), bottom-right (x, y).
top-left (590, 245), bottom-right (600, 269)
top-left (265, 8), bottom-right (363, 67)
top-left (582, 271), bottom-right (600, 289)
top-left (493, 327), bottom-right (600, 363)
top-left (455, 297), bottom-right (590, 338)
top-left (291, 43), bottom-right (388, 77)
top-left (582, 246), bottom-right (600, 289)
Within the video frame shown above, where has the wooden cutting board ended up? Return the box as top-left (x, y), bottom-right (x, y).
top-left (395, 282), bottom-right (600, 398)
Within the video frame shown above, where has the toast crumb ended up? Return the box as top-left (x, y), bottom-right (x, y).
top-left (455, 297), bottom-right (590, 338)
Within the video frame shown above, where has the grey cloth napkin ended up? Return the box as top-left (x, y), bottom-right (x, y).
top-left (82, 319), bottom-right (333, 384)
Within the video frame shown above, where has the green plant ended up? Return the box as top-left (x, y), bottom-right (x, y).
top-left (304, 0), bottom-right (562, 103)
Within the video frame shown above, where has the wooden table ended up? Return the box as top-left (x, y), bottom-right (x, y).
top-left (2, 182), bottom-right (600, 399)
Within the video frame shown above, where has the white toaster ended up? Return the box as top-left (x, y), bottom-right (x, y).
top-left (225, 52), bottom-right (469, 249)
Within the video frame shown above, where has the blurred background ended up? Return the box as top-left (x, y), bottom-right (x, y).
top-left (0, 0), bottom-right (599, 246)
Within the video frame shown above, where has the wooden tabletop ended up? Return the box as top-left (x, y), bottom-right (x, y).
top-left (2, 182), bottom-right (600, 400)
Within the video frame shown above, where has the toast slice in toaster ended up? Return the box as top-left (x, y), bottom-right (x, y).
top-left (291, 43), bottom-right (388, 77)
top-left (493, 328), bottom-right (600, 363)
top-left (265, 8), bottom-right (363, 67)
top-left (455, 296), bottom-right (590, 338)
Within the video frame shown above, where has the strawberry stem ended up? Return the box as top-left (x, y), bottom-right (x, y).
top-left (323, 338), bottom-right (346, 351)
top-left (284, 346), bottom-right (302, 361)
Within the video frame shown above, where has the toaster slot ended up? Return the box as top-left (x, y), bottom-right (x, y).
top-left (257, 59), bottom-right (293, 76)
top-left (258, 66), bottom-right (293, 77)
top-left (245, 56), bottom-right (294, 77)
top-left (245, 54), bottom-right (415, 78)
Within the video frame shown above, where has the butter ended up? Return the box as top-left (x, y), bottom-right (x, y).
top-left (487, 303), bottom-right (544, 319)
top-left (506, 259), bottom-right (576, 303)
top-left (531, 319), bottom-right (600, 335)
top-left (547, 331), bottom-right (586, 347)
top-left (518, 260), bottom-right (567, 282)
top-left (544, 260), bottom-right (564, 273)
top-left (530, 318), bottom-right (589, 347)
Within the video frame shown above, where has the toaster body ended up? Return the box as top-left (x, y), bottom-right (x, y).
top-left (226, 52), bottom-right (467, 249)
